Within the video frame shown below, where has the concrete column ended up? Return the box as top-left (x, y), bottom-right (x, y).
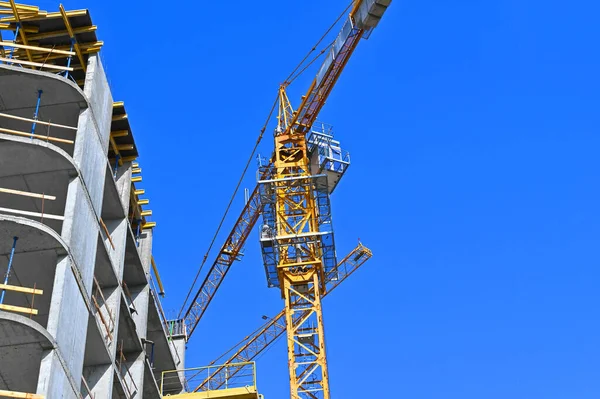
top-left (172, 335), bottom-right (187, 392)
top-left (116, 162), bottom-right (133, 214)
top-left (126, 284), bottom-right (149, 395)
top-left (73, 56), bottom-right (112, 218)
top-left (127, 351), bottom-right (145, 398)
top-left (138, 228), bottom-right (153, 274)
top-left (61, 177), bottom-right (99, 293)
top-left (37, 349), bottom-right (80, 399)
top-left (37, 255), bottom-right (88, 398)
top-left (82, 55), bottom-right (112, 155)
top-left (104, 218), bottom-right (129, 279)
top-left (129, 284), bottom-right (150, 340)
top-left (103, 285), bottom-right (121, 356)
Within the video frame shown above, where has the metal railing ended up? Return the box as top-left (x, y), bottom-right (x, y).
top-left (117, 341), bottom-right (138, 398)
top-left (160, 362), bottom-right (256, 396)
top-left (81, 375), bottom-right (95, 398)
top-left (92, 277), bottom-right (115, 343)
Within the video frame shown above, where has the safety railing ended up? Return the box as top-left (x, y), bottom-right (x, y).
top-left (0, 107), bottom-right (77, 146)
top-left (148, 273), bottom-right (170, 336)
top-left (91, 277), bottom-right (115, 344)
top-left (117, 341), bottom-right (138, 398)
top-left (121, 281), bottom-right (138, 316)
top-left (160, 362), bottom-right (257, 396)
top-left (99, 218), bottom-right (116, 251)
top-left (0, 186), bottom-right (63, 225)
top-left (311, 121), bottom-right (335, 136)
top-left (0, 389), bottom-right (43, 398)
top-left (81, 375), bottom-right (95, 399)
top-left (307, 130), bottom-right (351, 175)
top-left (0, 41), bottom-right (76, 75)
top-left (0, 282), bottom-right (43, 317)
top-left (0, 236), bottom-right (43, 317)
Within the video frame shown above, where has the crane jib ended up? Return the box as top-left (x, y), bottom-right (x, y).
top-left (181, 184), bottom-right (263, 340)
top-left (294, 23), bottom-right (364, 135)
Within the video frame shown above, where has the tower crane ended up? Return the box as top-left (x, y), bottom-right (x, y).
top-left (255, 2), bottom-right (391, 398)
top-left (171, 1), bottom-right (392, 397)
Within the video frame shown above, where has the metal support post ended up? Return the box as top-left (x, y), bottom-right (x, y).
top-left (0, 237), bottom-right (18, 304)
top-left (150, 342), bottom-right (155, 367)
top-left (64, 38), bottom-right (75, 78)
top-left (135, 219), bottom-right (142, 246)
top-left (30, 90), bottom-right (43, 138)
top-left (113, 154), bottom-right (121, 178)
top-left (8, 24), bottom-right (19, 60)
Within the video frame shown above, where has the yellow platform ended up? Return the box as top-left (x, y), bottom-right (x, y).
top-left (163, 386), bottom-right (259, 399)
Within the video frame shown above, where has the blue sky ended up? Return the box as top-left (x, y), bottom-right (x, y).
top-left (41, 0), bottom-right (599, 397)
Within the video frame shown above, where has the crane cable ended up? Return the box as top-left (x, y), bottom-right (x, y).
top-left (284, 0), bottom-right (354, 85)
top-left (177, 0), bottom-right (355, 319)
top-left (177, 93), bottom-right (280, 318)
top-left (287, 40), bottom-right (335, 85)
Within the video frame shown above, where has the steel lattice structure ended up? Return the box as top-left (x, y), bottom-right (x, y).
top-left (194, 242), bottom-right (373, 392)
top-left (257, 2), bottom-right (391, 395)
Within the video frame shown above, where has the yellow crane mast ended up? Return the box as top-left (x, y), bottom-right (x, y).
top-left (256, 2), bottom-right (392, 398)
top-left (195, 243), bottom-right (373, 392)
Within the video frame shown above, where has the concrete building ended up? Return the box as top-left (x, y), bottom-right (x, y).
top-left (0, 5), bottom-right (185, 398)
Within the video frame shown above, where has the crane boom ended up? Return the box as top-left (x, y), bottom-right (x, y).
top-left (182, 185), bottom-right (263, 339)
top-left (292, 22), bottom-right (362, 135)
top-left (194, 243), bottom-right (373, 392)
top-left (290, 0), bottom-right (390, 135)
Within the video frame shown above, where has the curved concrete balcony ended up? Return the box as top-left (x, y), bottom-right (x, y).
top-left (0, 216), bottom-right (88, 396)
top-left (0, 64), bottom-right (86, 156)
top-left (0, 135), bottom-right (77, 233)
top-left (0, 216), bottom-right (71, 327)
top-left (0, 311), bottom-right (58, 395)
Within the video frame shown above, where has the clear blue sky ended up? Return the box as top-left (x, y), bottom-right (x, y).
top-left (44, 0), bottom-right (599, 397)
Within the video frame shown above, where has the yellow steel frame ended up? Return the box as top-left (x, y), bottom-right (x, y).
top-left (273, 86), bottom-right (330, 399)
top-left (268, 10), bottom-right (369, 395)
top-left (192, 243), bottom-right (373, 393)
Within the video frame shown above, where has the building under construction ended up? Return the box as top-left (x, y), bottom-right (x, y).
top-left (0, 1), bottom-right (389, 398)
